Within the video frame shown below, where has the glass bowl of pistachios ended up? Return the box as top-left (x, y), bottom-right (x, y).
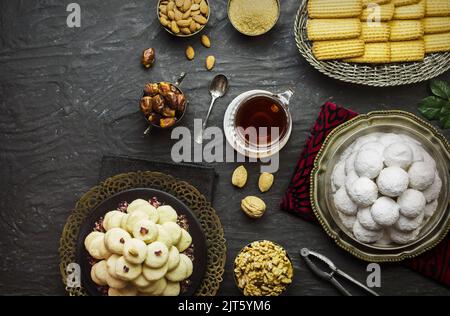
top-left (157, 0), bottom-right (210, 37)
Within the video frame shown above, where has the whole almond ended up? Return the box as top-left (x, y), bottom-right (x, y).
top-left (200, 0), bottom-right (208, 15)
top-left (206, 55), bottom-right (215, 70)
top-left (185, 46), bottom-right (195, 60)
top-left (167, 1), bottom-right (175, 11)
top-left (201, 34), bottom-right (211, 48)
top-left (171, 20), bottom-right (180, 33)
top-left (160, 16), bottom-right (170, 27)
top-left (183, 0), bottom-right (192, 12)
top-left (177, 19), bottom-right (191, 27)
top-left (182, 9), bottom-right (191, 19)
top-left (196, 23), bottom-right (202, 30)
top-left (168, 10), bottom-right (175, 20)
top-left (176, 0), bottom-right (184, 7)
top-left (189, 20), bottom-right (197, 32)
top-left (191, 10), bottom-right (200, 16)
top-left (191, 4), bottom-right (200, 11)
top-left (232, 165), bottom-right (247, 188)
top-left (181, 28), bottom-right (191, 35)
top-left (174, 9), bottom-right (183, 20)
top-left (258, 173), bottom-right (274, 193)
top-left (160, 5), bottom-right (167, 15)
top-left (193, 15), bottom-right (207, 25)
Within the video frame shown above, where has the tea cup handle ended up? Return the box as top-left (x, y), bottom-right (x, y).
top-left (275, 88), bottom-right (294, 107)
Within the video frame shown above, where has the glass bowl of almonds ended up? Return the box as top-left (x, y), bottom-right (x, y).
top-left (157, 0), bottom-right (210, 37)
top-left (234, 240), bottom-right (294, 296)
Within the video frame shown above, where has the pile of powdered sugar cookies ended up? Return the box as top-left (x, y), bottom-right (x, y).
top-left (331, 132), bottom-right (442, 246)
top-left (84, 199), bottom-right (193, 296)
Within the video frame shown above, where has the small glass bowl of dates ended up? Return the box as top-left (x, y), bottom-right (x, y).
top-left (140, 81), bottom-right (187, 130)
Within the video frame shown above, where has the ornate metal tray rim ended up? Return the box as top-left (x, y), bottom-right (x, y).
top-left (294, 0), bottom-right (450, 87)
top-left (310, 110), bottom-right (450, 263)
top-left (59, 171), bottom-right (226, 296)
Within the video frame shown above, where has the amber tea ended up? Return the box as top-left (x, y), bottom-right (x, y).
top-left (235, 96), bottom-right (288, 146)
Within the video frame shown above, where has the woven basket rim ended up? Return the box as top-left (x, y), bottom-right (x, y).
top-left (294, 0), bottom-right (450, 87)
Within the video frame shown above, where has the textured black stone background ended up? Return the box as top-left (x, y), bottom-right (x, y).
top-left (0, 0), bottom-right (449, 296)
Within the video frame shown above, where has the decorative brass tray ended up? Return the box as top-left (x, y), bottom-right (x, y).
top-left (59, 171), bottom-right (226, 296)
top-left (311, 111), bottom-right (450, 262)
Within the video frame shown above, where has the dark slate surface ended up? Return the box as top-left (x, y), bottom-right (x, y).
top-left (0, 0), bottom-right (449, 296)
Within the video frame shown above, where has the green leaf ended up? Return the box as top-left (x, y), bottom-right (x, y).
top-left (418, 96), bottom-right (446, 120)
top-left (439, 103), bottom-right (450, 129)
top-left (430, 80), bottom-right (450, 100)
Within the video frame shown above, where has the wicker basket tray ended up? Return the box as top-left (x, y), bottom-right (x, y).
top-left (294, 0), bottom-right (450, 87)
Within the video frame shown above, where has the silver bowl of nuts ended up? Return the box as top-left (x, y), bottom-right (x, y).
top-left (157, 0), bottom-right (210, 37)
top-left (233, 240), bottom-right (294, 296)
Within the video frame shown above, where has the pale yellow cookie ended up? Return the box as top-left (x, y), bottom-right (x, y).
top-left (105, 270), bottom-right (127, 289)
top-left (106, 254), bottom-right (120, 277)
top-left (139, 277), bottom-right (167, 295)
top-left (108, 285), bottom-right (138, 296)
top-left (123, 238), bottom-right (147, 264)
top-left (145, 241), bottom-right (169, 268)
top-left (87, 234), bottom-right (111, 260)
top-left (162, 222), bottom-right (182, 245)
top-left (175, 229), bottom-right (192, 253)
top-left (90, 264), bottom-right (106, 286)
top-left (115, 256), bottom-right (142, 281)
top-left (126, 211), bottom-right (149, 233)
top-left (180, 254), bottom-right (193, 279)
top-left (120, 213), bottom-right (129, 231)
top-left (127, 199), bottom-right (150, 213)
top-left (104, 227), bottom-right (131, 255)
top-left (156, 224), bottom-right (173, 248)
top-left (132, 219), bottom-right (158, 244)
top-left (91, 260), bottom-right (108, 286)
top-left (162, 281), bottom-right (181, 296)
top-left (132, 274), bottom-right (151, 288)
top-left (142, 262), bottom-right (169, 281)
top-left (167, 246), bottom-right (181, 271)
top-left (103, 211), bottom-right (126, 231)
top-left (135, 204), bottom-right (159, 223)
top-left (84, 231), bottom-right (103, 250)
top-left (157, 205), bottom-right (178, 224)
top-left (165, 258), bottom-right (188, 282)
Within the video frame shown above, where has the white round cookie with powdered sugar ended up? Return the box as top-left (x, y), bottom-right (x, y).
top-left (397, 189), bottom-right (426, 218)
top-left (333, 186), bottom-right (358, 216)
top-left (370, 197), bottom-right (400, 227)
top-left (377, 167), bottom-right (409, 197)
top-left (383, 143), bottom-right (413, 170)
top-left (354, 149), bottom-right (384, 179)
top-left (347, 177), bottom-right (378, 207)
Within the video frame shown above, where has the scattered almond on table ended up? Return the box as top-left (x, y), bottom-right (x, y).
top-left (185, 45), bottom-right (195, 60)
top-left (258, 173), bottom-right (274, 193)
top-left (201, 34), bottom-right (211, 48)
top-left (232, 165), bottom-right (248, 188)
top-left (206, 55), bottom-right (216, 71)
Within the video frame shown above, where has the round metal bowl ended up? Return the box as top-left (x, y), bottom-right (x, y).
top-left (157, 0), bottom-right (210, 37)
top-left (233, 240), bottom-right (294, 296)
top-left (311, 111), bottom-right (450, 263)
top-left (227, 0), bottom-right (280, 36)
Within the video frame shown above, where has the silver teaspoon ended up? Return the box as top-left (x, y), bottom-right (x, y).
top-left (195, 74), bottom-right (229, 144)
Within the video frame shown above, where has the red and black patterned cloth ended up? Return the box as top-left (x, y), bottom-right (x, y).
top-left (281, 102), bottom-right (450, 287)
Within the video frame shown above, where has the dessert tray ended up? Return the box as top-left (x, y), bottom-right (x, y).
top-left (59, 171), bottom-right (226, 295)
top-left (311, 111), bottom-right (450, 262)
